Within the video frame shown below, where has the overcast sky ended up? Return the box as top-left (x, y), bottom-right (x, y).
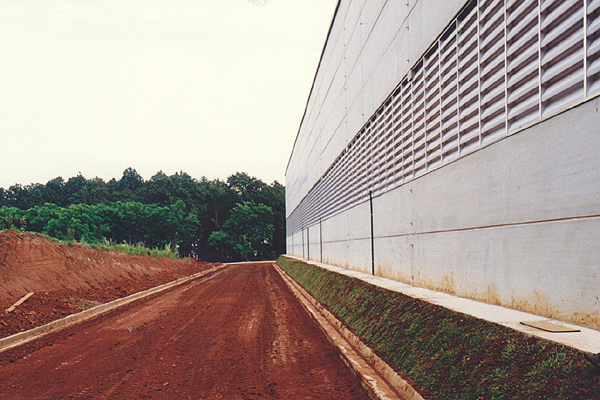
top-left (0, 0), bottom-right (337, 188)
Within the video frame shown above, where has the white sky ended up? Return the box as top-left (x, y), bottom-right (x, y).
top-left (0, 0), bottom-right (337, 188)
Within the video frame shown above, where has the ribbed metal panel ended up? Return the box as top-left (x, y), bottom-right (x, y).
top-left (371, 111), bottom-right (383, 195)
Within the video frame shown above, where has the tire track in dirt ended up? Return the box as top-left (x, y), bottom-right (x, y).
top-left (0, 263), bottom-right (369, 399)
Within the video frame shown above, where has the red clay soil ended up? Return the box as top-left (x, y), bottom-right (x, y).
top-left (0, 263), bottom-right (369, 399)
top-left (0, 230), bottom-right (217, 338)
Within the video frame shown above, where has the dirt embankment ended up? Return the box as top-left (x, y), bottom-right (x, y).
top-left (0, 230), bottom-right (217, 338)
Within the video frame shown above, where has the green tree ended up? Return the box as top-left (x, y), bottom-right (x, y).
top-left (25, 183), bottom-right (48, 208)
top-left (178, 210), bottom-right (201, 257)
top-left (167, 172), bottom-right (199, 210)
top-left (5, 184), bottom-right (29, 209)
top-left (64, 173), bottom-right (90, 204)
top-left (207, 230), bottom-right (230, 260)
top-left (115, 167), bottom-right (144, 202)
top-left (265, 181), bottom-right (285, 256)
top-left (0, 169), bottom-right (284, 261)
top-left (227, 172), bottom-right (270, 204)
top-left (145, 171), bottom-right (172, 205)
top-left (45, 177), bottom-right (66, 206)
top-left (217, 201), bottom-right (274, 261)
top-left (86, 177), bottom-right (110, 204)
top-left (0, 206), bottom-right (27, 230)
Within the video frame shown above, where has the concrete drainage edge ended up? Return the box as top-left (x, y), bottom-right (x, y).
top-left (273, 263), bottom-right (424, 400)
top-left (0, 263), bottom-right (229, 354)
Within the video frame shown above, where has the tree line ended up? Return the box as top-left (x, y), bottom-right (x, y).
top-left (0, 168), bottom-right (285, 261)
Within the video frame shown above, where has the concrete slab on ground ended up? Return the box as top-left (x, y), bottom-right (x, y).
top-left (284, 255), bottom-right (600, 354)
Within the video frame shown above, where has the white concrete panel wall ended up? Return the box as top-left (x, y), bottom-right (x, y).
top-left (306, 223), bottom-right (321, 263)
top-left (286, 0), bottom-right (600, 330)
top-left (373, 99), bottom-right (599, 329)
top-left (288, 230), bottom-right (304, 259)
top-left (289, 98), bottom-right (600, 329)
top-left (286, 0), bottom-right (465, 217)
top-left (407, 98), bottom-right (600, 235)
top-left (409, 218), bottom-right (600, 328)
top-left (289, 201), bottom-right (373, 274)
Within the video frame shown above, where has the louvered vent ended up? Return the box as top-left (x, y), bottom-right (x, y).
top-left (383, 100), bottom-right (395, 189)
top-left (506, 0), bottom-right (540, 133)
top-left (540, 0), bottom-right (584, 117)
top-left (458, 3), bottom-right (481, 155)
top-left (392, 87), bottom-right (404, 185)
top-left (401, 79), bottom-right (414, 181)
top-left (440, 23), bottom-right (460, 163)
top-left (287, 0), bottom-right (600, 237)
top-left (412, 61), bottom-right (427, 176)
top-left (587, 0), bottom-right (600, 95)
top-left (425, 44), bottom-right (442, 171)
top-left (479, 0), bottom-right (507, 144)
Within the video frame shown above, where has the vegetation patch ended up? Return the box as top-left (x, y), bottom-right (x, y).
top-left (0, 168), bottom-right (285, 261)
top-left (90, 239), bottom-right (180, 259)
top-left (67, 297), bottom-right (103, 311)
top-left (3, 230), bottom-right (181, 260)
top-left (277, 256), bottom-right (600, 400)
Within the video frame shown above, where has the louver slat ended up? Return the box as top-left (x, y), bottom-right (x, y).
top-left (540, 0), bottom-right (584, 117)
top-left (412, 63), bottom-right (426, 176)
top-left (425, 44), bottom-right (442, 171)
top-left (401, 80), bottom-right (414, 180)
top-left (440, 27), bottom-right (458, 154)
top-left (458, 5), bottom-right (480, 154)
top-left (507, 0), bottom-right (540, 133)
top-left (392, 88), bottom-right (404, 185)
top-left (382, 101), bottom-right (395, 191)
top-left (373, 112), bottom-right (386, 194)
top-left (480, 0), bottom-right (507, 144)
top-left (587, 0), bottom-right (600, 95)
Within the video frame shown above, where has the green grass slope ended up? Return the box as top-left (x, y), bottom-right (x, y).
top-left (277, 256), bottom-right (599, 400)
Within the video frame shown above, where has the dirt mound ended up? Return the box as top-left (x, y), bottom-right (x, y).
top-left (0, 230), bottom-right (217, 338)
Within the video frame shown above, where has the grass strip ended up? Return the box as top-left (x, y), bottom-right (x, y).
top-left (3, 230), bottom-right (180, 259)
top-left (277, 256), bottom-right (599, 400)
top-left (89, 240), bottom-right (179, 259)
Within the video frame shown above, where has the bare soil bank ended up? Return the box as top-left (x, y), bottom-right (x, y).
top-left (0, 230), bottom-right (217, 338)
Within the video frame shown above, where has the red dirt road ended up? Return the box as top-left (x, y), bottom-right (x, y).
top-left (0, 263), bottom-right (369, 399)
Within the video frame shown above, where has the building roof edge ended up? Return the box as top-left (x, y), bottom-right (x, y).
top-left (285, 0), bottom-right (341, 178)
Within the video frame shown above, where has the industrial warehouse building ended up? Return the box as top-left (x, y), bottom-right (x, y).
top-left (286, 0), bottom-right (600, 330)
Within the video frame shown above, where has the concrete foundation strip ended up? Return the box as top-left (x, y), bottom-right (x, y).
top-left (0, 263), bottom-right (229, 354)
top-left (273, 263), bottom-right (424, 400)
